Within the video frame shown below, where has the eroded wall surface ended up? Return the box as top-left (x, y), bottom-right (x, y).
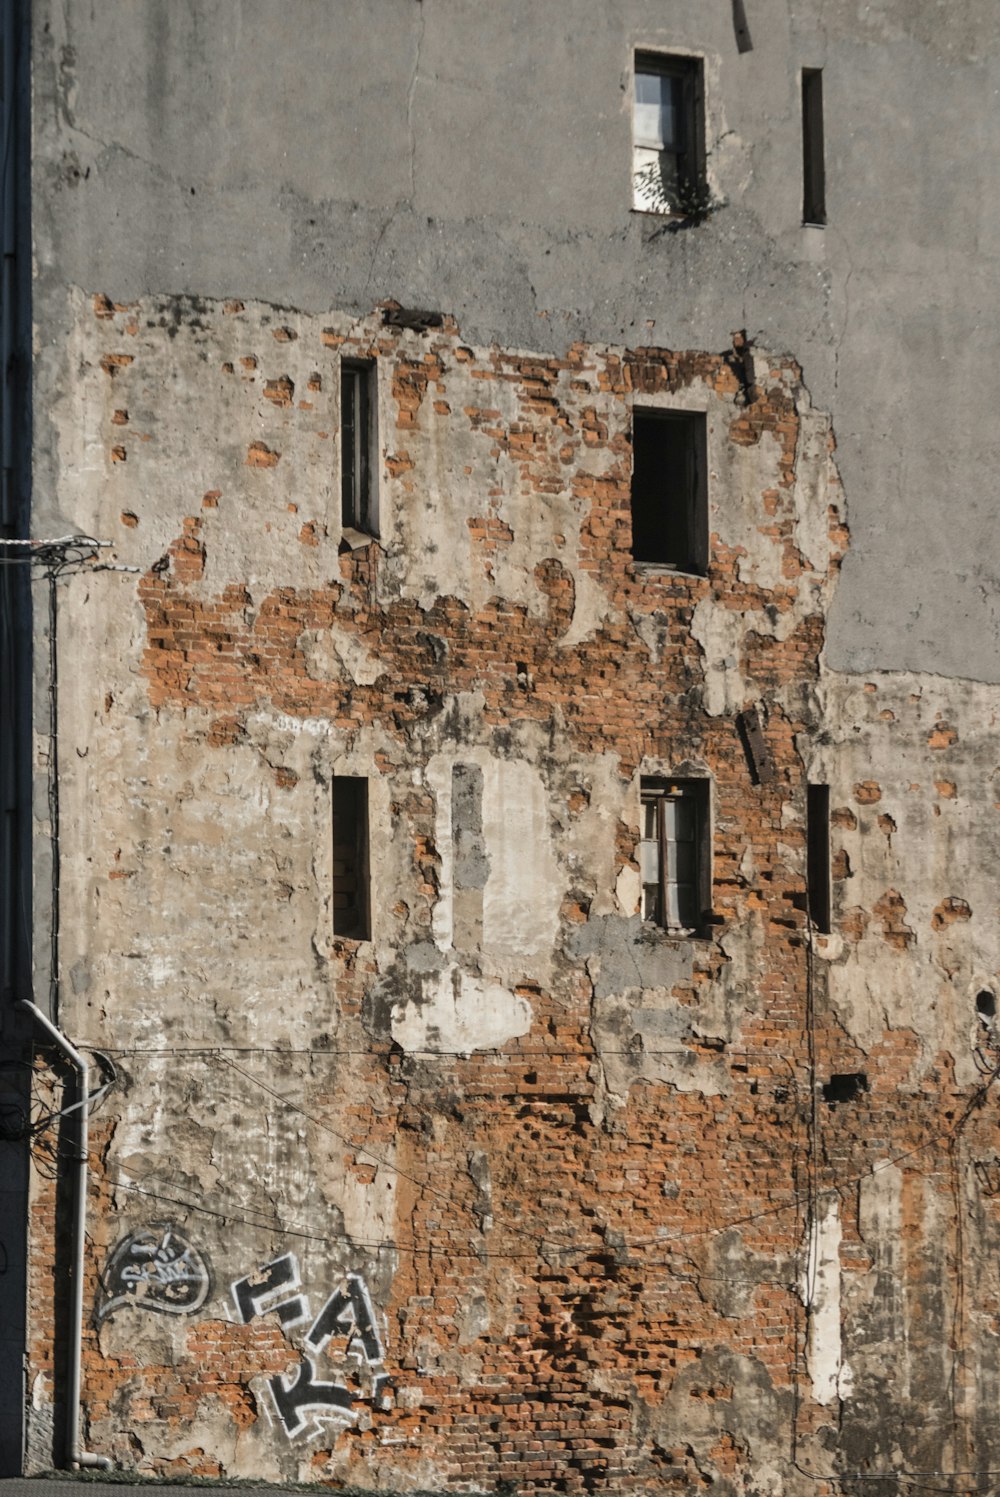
top-left (21, 291), bottom-right (1000, 1491)
top-left (29, 0), bottom-right (1000, 684)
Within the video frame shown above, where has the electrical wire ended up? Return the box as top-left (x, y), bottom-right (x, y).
top-left (216, 1051), bottom-right (577, 1257)
top-left (29, 1059), bottom-right (993, 1265)
top-left (96, 1041), bottom-right (784, 1060)
top-left (31, 1033), bottom-right (1000, 1482)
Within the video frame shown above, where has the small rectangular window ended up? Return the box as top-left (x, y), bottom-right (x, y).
top-left (341, 360), bottom-right (378, 539)
top-left (333, 776), bottom-right (370, 939)
top-left (633, 52), bottom-right (705, 215)
top-left (640, 778), bottom-right (710, 935)
top-left (802, 68), bottom-right (826, 225)
top-left (631, 410), bottom-right (708, 573)
top-left (807, 783), bottom-right (831, 932)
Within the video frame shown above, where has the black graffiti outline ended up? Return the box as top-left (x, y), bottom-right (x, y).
top-left (306, 1272), bottom-right (385, 1366)
top-left (234, 1257), bottom-right (393, 1440)
top-left (97, 1224), bottom-right (212, 1321)
top-left (268, 1354), bottom-right (355, 1440)
top-left (230, 1251), bottom-right (309, 1329)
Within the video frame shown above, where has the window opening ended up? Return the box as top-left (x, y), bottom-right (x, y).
top-left (341, 361), bottom-right (378, 538)
top-left (807, 783), bottom-right (831, 933)
top-left (631, 409), bottom-right (707, 572)
top-left (633, 52), bottom-right (705, 215)
top-left (333, 776), bottom-right (370, 939)
top-left (801, 68), bottom-right (826, 225)
top-left (640, 778), bottom-right (710, 934)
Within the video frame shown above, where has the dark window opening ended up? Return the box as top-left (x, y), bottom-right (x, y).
top-left (630, 410), bottom-right (707, 572)
top-left (807, 783), bottom-right (831, 933)
top-left (640, 777), bottom-right (711, 935)
top-left (341, 361), bottom-right (378, 538)
top-left (802, 68), bottom-right (826, 225)
top-left (822, 1072), bottom-right (868, 1105)
top-left (633, 52), bottom-right (705, 215)
top-left (333, 776), bottom-right (370, 939)
top-left (977, 990), bottom-right (997, 1020)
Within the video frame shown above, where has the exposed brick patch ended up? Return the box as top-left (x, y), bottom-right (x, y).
top-left (263, 374), bottom-right (295, 406)
top-left (100, 352), bottom-right (135, 378)
top-left (246, 440), bottom-right (280, 467)
top-left (928, 721), bottom-right (958, 749)
top-left (873, 889), bottom-right (916, 950)
top-left (931, 897), bottom-right (972, 931)
top-left (39, 301), bottom-right (974, 1497)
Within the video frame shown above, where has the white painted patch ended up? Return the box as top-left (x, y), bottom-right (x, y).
top-left (801, 1194), bottom-right (844, 1405)
top-left (425, 756), bottom-right (455, 951)
top-left (426, 750), bottom-right (561, 959)
top-left (615, 865), bottom-right (641, 918)
top-left (560, 567), bottom-right (613, 647)
top-left (390, 964), bottom-right (533, 1056)
top-left (690, 600), bottom-right (754, 717)
top-left (332, 631), bottom-right (384, 686)
top-left (481, 758), bottom-right (561, 956)
top-left (268, 710), bottom-right (330, 737)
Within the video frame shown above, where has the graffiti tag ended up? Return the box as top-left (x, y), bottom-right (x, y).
top-left (231, 1253), bottom-right (392, 1440)
top-left (98, 1225), bottom-right (212, 1320)
top-left (231, 1251), bottom-right (309, 1328)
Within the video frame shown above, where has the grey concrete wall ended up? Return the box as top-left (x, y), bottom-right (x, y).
top-left (30, 0), bottom-right (1000, 682)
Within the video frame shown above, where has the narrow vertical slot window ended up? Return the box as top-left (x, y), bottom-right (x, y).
top-left (341, 360), bottom-right (378, 539)
top-left (333, 775), bottom-right (370, 939)
top-left (807, 783), bottom-right (831, 932)
top-left (631, 410), bottom-right (708, 573)
top-left (802, 68), bottom-right (826, 225)
top-left (640, 778), bottom-right (710, 935)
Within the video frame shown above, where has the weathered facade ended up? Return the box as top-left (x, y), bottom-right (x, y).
top-left (5, 1), bottom-right (1000, 1491)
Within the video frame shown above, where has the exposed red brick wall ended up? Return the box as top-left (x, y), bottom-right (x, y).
top-left (24, 301), bottom-right (1000, 1493)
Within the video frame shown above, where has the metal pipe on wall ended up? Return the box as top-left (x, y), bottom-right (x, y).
top-left (17, 1000), bottom-right (111, 1472)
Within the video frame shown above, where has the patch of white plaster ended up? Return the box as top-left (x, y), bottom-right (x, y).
top-left (337, 1162), bottom-right (399, 1245)
top-left (690, 599), bottom-right (754, 717)
top-left (615, 865), bottom-right (640, 918)
top-left (560, 567), bottom-right (612, 648)
top-left (792, 409), bottom-right (835, 574)
top-left (390, 964), bottom-right (532, 1055)
top-left (482, 757), bottom-right (562, 955)
top-left (332, 631), bottom-right (384, 686)
top-left (425, 756), bottom-right (454, 951)
top-left (802, 1193), bottom-right (844, 1405)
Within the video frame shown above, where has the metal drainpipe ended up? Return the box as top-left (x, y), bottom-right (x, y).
top-left (18, 999), bottom-right (112, 1471)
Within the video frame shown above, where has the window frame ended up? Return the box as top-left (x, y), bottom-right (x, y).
top-left (801, 68), bottom-right (826, 226)
top-left (332, 774), bottom-right (371, 941)
top-left (806, 782), bottom-right (831, 933)
top-left (629, 407), bottom-right (709, 575)
top-left (340, 358), bottom-right (379, 543)
top-left (632, 50), bottom-right (706, 217)
top-left (639, 776), bottom-right (712, 937)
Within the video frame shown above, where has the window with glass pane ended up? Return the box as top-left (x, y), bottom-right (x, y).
top-left (632, 53), bottom-right (704, 215)
top-left (639, 778), bottom-right (710, 934)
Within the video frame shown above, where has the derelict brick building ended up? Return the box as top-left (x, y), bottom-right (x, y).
top-left (3, 2), bottom-right (1000, 1491)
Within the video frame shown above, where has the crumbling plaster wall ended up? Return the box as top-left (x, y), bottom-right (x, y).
top-left (21, 288), bottom-right (1000, 1490)
top-left (25, 0), bottom-right (1000, 1486)
top-left (30, 0), bottom-right (1000, 684)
